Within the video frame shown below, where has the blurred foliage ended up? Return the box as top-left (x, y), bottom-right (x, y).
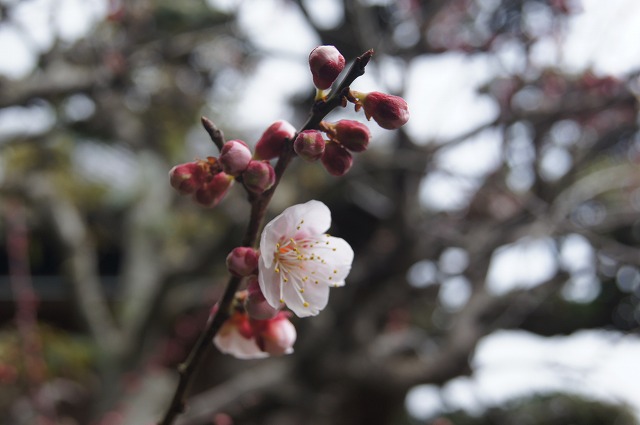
top-left (434, 393), bottom-right (637, 425)
top-left (0, 324), bottom-right (94, 412)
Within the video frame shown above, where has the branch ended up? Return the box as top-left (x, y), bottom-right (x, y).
top-left (352, 274), bottom-right (566, 390)
top-left (157, 48), bottom-right (376, 425)
top-left (550, 163), bottom-right (640, 225)
top-left (11, 176), bottom-right (124, 359)
top-left (176, 361), bottom-right (290, 425)
top-left (200, 117), bottom-right (226, 152)
top-left (117, 154), bottom-right (174, 354)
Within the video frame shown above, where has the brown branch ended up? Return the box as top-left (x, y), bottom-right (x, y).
top-left (175, 361), bottom-right (290, 425)
top-left (117, 156), bottom-right (174, 354)
top-left (200, 116), bottom-right (226, 152)
top-left (350, 273), bottom-right (566, 391)
top-left (0, 61), bottom-right (109, 109)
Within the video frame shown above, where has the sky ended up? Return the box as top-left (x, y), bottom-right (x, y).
top-left (1, 0), bottom-right (640, 421)
top-left (406, 329), bottom-right (640, 420)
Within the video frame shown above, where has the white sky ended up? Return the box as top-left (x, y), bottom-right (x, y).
top-left (1, 0), bottom-right (639, 420)
top-left (407, 329), bottom-right (640, 420)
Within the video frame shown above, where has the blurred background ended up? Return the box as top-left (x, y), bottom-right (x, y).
top-left (1, 0), bottom-right (640, 424)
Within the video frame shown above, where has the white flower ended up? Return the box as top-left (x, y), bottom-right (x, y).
top-left (258, 200), bottom-right (354, 317)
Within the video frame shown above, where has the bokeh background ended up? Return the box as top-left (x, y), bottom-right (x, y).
top-left (1, 0), bottom-right (640, 424)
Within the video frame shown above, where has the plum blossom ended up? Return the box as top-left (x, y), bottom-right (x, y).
top-left (258, 200), bottom-right (354, 317)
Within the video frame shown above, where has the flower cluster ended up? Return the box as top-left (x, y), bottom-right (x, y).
top-left (168, 157), bottom-right (234, 208)
top-left (215, 201), bottom-right (354, 357)
top-left (168, 45), bottom-right (408, 360)
top-left (169, 135), bottom-right (285, 206)
top-left (296, 45), bottom-right (410, 176)
top-left (309, 46), bottom-right (409, 131)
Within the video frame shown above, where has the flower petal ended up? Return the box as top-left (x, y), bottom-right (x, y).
top-left (214, 324), bottom-right (268, 359)
top-left (260, 209), bottom-right (293, 266)
top-left (303, 236), bottom-right (354, 286)
top-left (283, 278), bottom-right (329, 317)
top-left (293, 200), bottom-right (331, 236)
top-left (258, 259), bottom-right (284, 309)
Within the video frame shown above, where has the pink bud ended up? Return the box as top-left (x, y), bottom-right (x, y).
top-left (309, 45), bottom-right (346, 90)
top-left (244, 275), bottom-right (279, 320)
top-left (353, 91), bottom-right (410, 130)
top-left (253, 313), bottom-right (297, 356)
top-left (226, 247), bottom-right (260, 277)
top-left (255, 120), bottom-right (296, 160)
top-left (321, 142), bottom-right (353, 176)
top-left (193, 172), bottom-right (233, 207)
top-left (169, 161), bottom-right (206, 194)
top-left (219, 140), bottom-right (252, 176)
top-left (323, 120), bottom-right (371, 152)
top-left (294, 130), bottom-right (326, 162)
top-left (243, 160), bottom-right (276, 194)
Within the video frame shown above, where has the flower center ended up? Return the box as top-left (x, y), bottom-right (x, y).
top-left (272, 232), bottom-right (337, 309)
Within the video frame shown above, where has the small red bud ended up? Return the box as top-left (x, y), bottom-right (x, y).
top-left (294, 130), bottom-right (326, 162)
top-left (193, 172), bottom-right (233, 207)
top-left (309, 45), bottom-right (346, 90)
top-left (243, 160), bottom-right (276, 194)
top-left (255, 120), bottom-right (296, 160)
top-left (169, 161), bottom-right (206, 195)
top-left (331, 120), bottom-right (371, 152)
top-left (321, 142), bottom-right (353, 176)
top-left (226, 247), bottom-right (260, 277)
top-left (353, 91), bottom-right (410, 130)
top-left (219, 140), bottom-right (252, 175)
top-left (244, 275), bottom-right (279, 320)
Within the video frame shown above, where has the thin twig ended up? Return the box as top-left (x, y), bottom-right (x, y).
top-left (200, 116), bottom-right (226, 152)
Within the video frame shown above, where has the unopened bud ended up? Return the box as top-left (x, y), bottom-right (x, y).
top-left (294, 130), bottom-right (325, 162)
top-left (309, 45), bottom-right (345, 90)
top-left (244, 275), bottom-right (279, 320)
top-left (219, 140), bottom-right (252, 176)
top-left (352, 91), bottom-right (410, 130)
top-left (169, 161), bottom-right (206, 194)
top-left (321, 142), bottom-right (353, 176)
top-left (226, 247), bottom-right (260, 277)
top-left (193, 172), bottom-right (233, 207)
top-left (243, 160), bottom-right (276, 194)
top-left (253, 313), bottom-right (297, 356)
top-left (255, 120), bottom-right (296, 160)
top-left (322, 120), bottom-right (371, 152)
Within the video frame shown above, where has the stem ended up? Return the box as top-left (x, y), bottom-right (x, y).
top-left (201, 116), bottom-right (226, 152)
top-left (157, 49), bottom-right (374, 425)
